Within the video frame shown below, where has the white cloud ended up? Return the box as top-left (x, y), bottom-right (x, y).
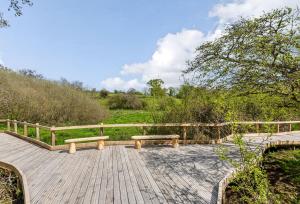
top-left (101, 0), bottom-right (299, 90)
top-left (121, 29), bottom-right (206, 88)
top-left (210, 0), bottom-right (299, 24)
top-left (101, 77), bottom-right (145, 91)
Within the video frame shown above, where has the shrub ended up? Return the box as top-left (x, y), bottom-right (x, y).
top-left (108, 93), bottom-right (146, 110)
top-left (99, 89), bottom-right (109, 98)
top-left (0, 67), bottom-right (108, 125)
top-left (0, 167), bottom-right (22, 203)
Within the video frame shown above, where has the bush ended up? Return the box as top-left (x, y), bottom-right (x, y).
top-left (99, 89), bottom-right (109, 98)
top-left (108, 94), bottom-right (146, 110)
top-left (0, 67), bottom-right (108, 125)
top-left (0, 167), bottom-right (22, 203)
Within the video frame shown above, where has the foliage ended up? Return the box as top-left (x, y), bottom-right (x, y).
top-left (127, 88), bottom-right (142, 95)
top-left (186, 8), bottom-right (300, 105)
top-left (0, 167), bottom-right (22, 203)
top-left (147, 79), bottom-right (166, 97)
top-left (108, 93), bottom-right (146, 110)
top-left (167, 87), bottom-right (177, 97)
top-left (218, 132), bottom-right (273, 203)
top-left (0, 67), bottom-right (108, 125)
top-left (99, 89), bottom-right (109, 98)
top-left (0, 0), bottom-right (32, 28)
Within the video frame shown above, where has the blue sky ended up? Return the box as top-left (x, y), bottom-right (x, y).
top-left (0, 0), bottom-right (298, 90)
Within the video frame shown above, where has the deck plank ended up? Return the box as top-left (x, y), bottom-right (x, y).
top-left (1, 133), bottom-right (300, 204)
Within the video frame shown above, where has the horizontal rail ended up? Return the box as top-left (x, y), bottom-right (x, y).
top-left (5, 120), bottom-right (51, 129)
top-left (51, 121), bottom-right (300, 131)
top-left (235, 121), bottom-right (300, 125)
top-left (52, 123), bottom-right (227, 131)
top-left (2, 119), bottom-right (300, 131)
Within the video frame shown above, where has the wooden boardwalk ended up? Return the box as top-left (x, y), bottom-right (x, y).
top-left (0, 133), bottom-right (300, 204)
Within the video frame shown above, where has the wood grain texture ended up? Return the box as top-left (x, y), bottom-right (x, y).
top-left (0, 133), bottom-right (300, 204)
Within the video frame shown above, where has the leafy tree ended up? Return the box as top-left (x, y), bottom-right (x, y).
top-left (186, 8), bottom-right (300, 106)
top-left (1, 0), bottom-right (32, 28)
top-left (167, 87), bottom-right (177, 97)
top-left (147, 79), bottom-right (165, 97)
top-left (99, 89), bottom-right (109, 98)
top-left (176, 83), bottom-right (194, 99)
top-left (127, 88), bottom-right (142, 95)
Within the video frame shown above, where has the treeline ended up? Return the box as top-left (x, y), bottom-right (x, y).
top-left (100, 76), bottom-right (300, 123)
top-left (0, 67), bottom-right (108, 125)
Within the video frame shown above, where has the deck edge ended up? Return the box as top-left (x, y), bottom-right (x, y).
top-left (0, 160), bottom-right (31, 204)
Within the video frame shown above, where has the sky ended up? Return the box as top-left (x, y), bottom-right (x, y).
top-left (0, 0), bottom-right (299, 91)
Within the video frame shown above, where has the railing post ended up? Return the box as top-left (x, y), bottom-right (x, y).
top-left (13, 120), bottom-right (18, 134)
top-left (289, 123), bottom-right (292, 132)
top-left (51, 126), bottom-right (56, 146)
top-left (256, 123), bottom-right (259, 134)
top-left (277, 124), bottom-right (280, 133)
top-left (183, 125), bottom-right (187, 145)
top-left (100, 123), bottom-right (104, 136)
top-left (217, 125), bottom-right (221, 144)
top-left (23, 121), bottom-right (28, 136)
top-left (36, 123), bottom-right (40, 140)
top-left (6, 119), bottom-right (11, 131)
top-left (143, 126), bottom-right (146, 135)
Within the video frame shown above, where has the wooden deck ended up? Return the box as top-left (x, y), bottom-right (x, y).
top-left (0, 133), bottom-right (300, 204)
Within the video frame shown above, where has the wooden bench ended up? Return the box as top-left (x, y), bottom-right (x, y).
top-left (65, 136), bottom-right (109, 154)
top-left (131, 135), bottom-right (180, 149)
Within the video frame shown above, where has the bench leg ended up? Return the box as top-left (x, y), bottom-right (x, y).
top-left (135, 140), bottom-right (141, 150)
top-left (69, 142), bottom-right (76, 154)
top-left (172, 138), bottom-right (179, 148)
top-left (97, 140), bottom-right (105, 150)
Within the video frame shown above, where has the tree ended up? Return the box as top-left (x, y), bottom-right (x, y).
top-left (126, 88), bottom-right (137, 95)
top-left (147, 79), bottom-right (165, 97)
top-left (186, 8), bottom-right (300, 105)
top-left (1, 0), bottom-right (33, 28)
top-left (167, 87), bottom-right (177, 97)
top-left (99, 89), bottom-right (109, 98)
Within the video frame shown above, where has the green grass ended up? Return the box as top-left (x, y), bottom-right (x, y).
top-left (104, 110), bottom-right (154, 124)
top-left (0, 110), bottom-right (156, 145)
top-left (264, 149), bottom-right (300, 203)
top-left (35, 109), bottom-right (155, 145)
top-left (0, 123), bottom-right (6, 132)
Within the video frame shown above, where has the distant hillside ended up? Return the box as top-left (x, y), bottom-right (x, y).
top-left (0, 67), bottom-right (108, 125)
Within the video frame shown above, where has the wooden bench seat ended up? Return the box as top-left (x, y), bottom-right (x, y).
top-left (65, 136), bottom-right (109, 154)
top-left (131, 135), bottom-right (180, 149)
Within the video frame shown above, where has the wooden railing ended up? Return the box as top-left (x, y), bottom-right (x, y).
top-left (1, 119), bottom-right (300, 146)
top-left (0, 119), bottom-right (52, 143)
top-left (51, 122), bottom-right (228, 145)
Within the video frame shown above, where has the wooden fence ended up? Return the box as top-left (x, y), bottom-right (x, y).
top-left (1, 119), bottom-right (300, 146)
